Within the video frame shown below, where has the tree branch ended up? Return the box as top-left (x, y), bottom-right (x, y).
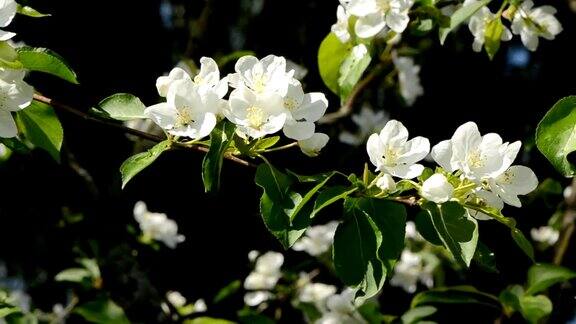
top-left (33, 93), bottom-right (256, 168)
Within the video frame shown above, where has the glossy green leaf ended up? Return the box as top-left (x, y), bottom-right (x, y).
top-left (202, 121), bottom-right (236, 193)
top-left (484, 17), bottom-right (504, 59)
top-left (213, 280), bottom-right (241, 304)
top-left (439, 0), bottom-right (491, 44)
top-left (17, 47), bottom-right (78, 84)
top-left (526, 263), bottom-right (576, 295)
top-left (74, 298), bottom-right (130, 324)
top-left (318, 32), bottom-right (350, 94)
top-left (519, 295), bottom-right (552, 324)
top-left (401, 306), bottom-right (437, 324)
top-left (120, 140), bottom-right (171, 188)
top-left (499, 285), bottom-right (524, 316)
top-left (312, 186), bottom-right (357, 217)
top-left (54, 268), bottom-right (92, 283)
top-left (536, 96), bottom-right (576, 177)
top-left (16, 100), bottom-right (63, 162)
top-left (260, 191), bottom-right (311, 249)
top-left (511, 228), bottom-right (535, 262)
top-left (338, 44), bottom-right (371, 100)
top-left (415, 209), bottom-right (443, 246)
top-left (288, 172), bottom-right (334, 221)
top-left (92, 93), bottom-right (147, 121)
top-left (411, 286), bottom-right (501, 310)
top-left (17, 4), bottom-right (51, 17)
top-left (255, 163), bottom-right (293, 203)
top-left (473, 241), bottom-right (498, 273)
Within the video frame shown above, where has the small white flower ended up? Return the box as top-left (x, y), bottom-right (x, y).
top-left (405, 221), bottom-right (423, 241)
top-left (339, 105), bottom-right (389, 146)
top-left (298, 282), bottom-right (337, 309)
top-left (317, 288), bottom-right (366, 324)
top-left (167, 291), bottom-right (187, 308)
top-left (248, 250), bottom-right (260, 262)
top-left (292, 221), bottom-right (339, 256)
top-left (331, 5), bottom-right (352, 43)
top-left (282, 79), bottom-right (328, 141)
top-left (348, 0), bottom-right (414, 38)
top-left (421, 174), bottom-right (454, 204)
top-left (244, 251), bottom-right (284, 290)
top-left (0, 0), bottom-right (17, 41)
top-left (392, 54), bottom-right (423, 106)
top-left (530, 226), bottom-right (559, 245)
top-left (390, 250), bottom-right (434, 293)
top-left (156, 67), bottom-right (191, 98)
top-left (376, 173), bottom-right (396, 192)
top-left (367, 120), bottom-right (430, 179)
top-left (0, 68), bottom-right (34, 138)
top-left (133, 201), bottom-right (185, 248)
top-left (228, 55), bottom-right (293, 96)
top-left (466, 0), bottom-right (512, 52)
top-left (244, 291), bottom-right (274, 307)
top-left (299, 133), bottom-right (330, 157)
top-left (488, 165), bottom-right (538, 207)
top-left (193, 299), bottom-right (207, 313)
top-left (511, 0), bottom-right (562, 51)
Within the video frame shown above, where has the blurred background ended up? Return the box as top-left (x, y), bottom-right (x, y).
top-left (1, 0), bottom-right (575, 322)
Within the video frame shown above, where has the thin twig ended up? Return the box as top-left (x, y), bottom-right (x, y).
top-left (33, 94), bottom-right (256, 168)
top-left (554, 178), bottom-right (576, 265)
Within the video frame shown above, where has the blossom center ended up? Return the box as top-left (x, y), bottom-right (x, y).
top-left (467, 150), bottom-right (486, 169)
top-left (175, 108), bottom-right (194, 127)
top-left (246, 106), bottom-right (266, 128)
top-left (383, 146), bottom-right (400, 166)
top-left (377, 0), bottom-right (391, 12)
top-left (283, 97), bottom-right (299, 111)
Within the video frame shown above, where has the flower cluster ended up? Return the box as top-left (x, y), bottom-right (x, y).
top-left (133, 201), bottom-right (185, 248)
top-left (467, 0), bottom-right (562, 52)
top-left (146, 55), bottom-right (330, 156)
top-left (243, 251), bottom-right (284, 307)
top-left (292, 221), bottom-right (339, 256)
top-left (367, 120), bottom-right (538, 218)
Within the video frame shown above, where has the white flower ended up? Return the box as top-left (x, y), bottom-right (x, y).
top-left (564, 186), bottom-right (573, 201)
top-left (156, 67), bottom-right (191, 98)
top-left (376, 173), bottom-right (396, 192)
top-left (145, 77), bottom-right (224, 139)
top-left (193, 299), bottom-right (207, 313)
top-left (348, 0), bottom-right (414, 38)
top-left (282, 79), bottom-right (328, 140)
top-left (0, 0), bottom-right (17, 41)
top-left (530, 226), bottom-right (559, 245)
top-left (316, 288), bottom-right (366, 324)
top-left (511, 0), bottom-right (562, 51)
top-left (228, 55), bottom-right (293, 96)
top-left (298, 282), bottom-right (337, 309)
top-left (392, 54), bottom-right (423, 106)
top-left (0, 68), bottom-right (34, 138)
top-left (292, 221), bottom-right (339, 256)
top-left (331, 5), bottom-right (351, 43)
top-left (405, 221), bottom-right (423, 241)
top-left (190, 57), bottom-right (229, 98)
top-left (248, 250), bottom-right (260, 262)
top-left (339, 105), bottom-right (389, 146)
top-left (299, 133), bottom-right (330, 157)
top-left (488, 165), bottom-right (538, 207)
top-left (421, 174), bottom-right (454, 204)
top-left (244, 291), bottom-right (274, 307)
top-left (431, 122), bottom-right (520, 181)
top-left (367, 120), bottom-right (430, 179)
top-left (244, 251), bottom-right (284, 290)
top-left (167, 291), bottom-right (187, 308)
top-left (466, 0), bottom-right (512, 52)
top-left (390, 250), bottom-right (434, 293)
top-left (133, 201), bottom-right (185, 248)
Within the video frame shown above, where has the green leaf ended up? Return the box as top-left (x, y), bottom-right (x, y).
top-left (213, 280), bottom-right (241, 304)
top-left (202, 121), bottom-right (236, 193)
top-left (519, 295), bottom-right (552, 324)
top-left (17, 4), bottom-right (51, 17)
top-left (74, 298), bottom-right (130, 324)
top-left (185, 318), bottom-right (236, 324)
top-left (16, 47), bottom-right (78, 84)
top-left (415, 209), bottom-right (443, 246)
top-left (401, 306), bottom-right (437, 324)
top-left (511, 228), bottom-right (535, 262)
top-left (439, 0), bottom-right (491, 44)
top-left (255, 163), bottom-right (293, 203)
top-left (411, 286), bottom-right (501, 310)
top-left (92, 93), bottom-right (147, 121)
top-left (16, 100), bottom-right (63, 162)
top-left (424, 202), bottom-right (479, 267)
top-left (0, 306), bottom-right (21, 319)
top-left (288, 172), bottom-right (335, 221)
top-left (484, 17), bottom-right (504, 60)
top-left (473, 241), bottom-right (498, 273)
top-left (499, 285), bottom-right (524, 316)
top-left (120, 140), bottom-right (171, 188)
top-left (0, 137), bottom-right (30, 154)
top-left (318, 32), bottom-right (350, 94)
top-left (54, 268), bottom-right (92, 283)
top-left (333, 198), bottom-right (379, 286)
top-left (312, 186), bottom-right (357, 217)
top-left (536, 96), bottom-right (576, 177)
top-left (238, 309), bottom-right (275, 324)
top-left (252, 136), bottom-right (280, 151)
top-left (0, 41), bottom-right (23, 69)
top-left (260, 192), bottom-right (311, 249)
top-left (338, 44), bottom-right (371, 100)
top-left (526, 263), bottom-right (576, 295)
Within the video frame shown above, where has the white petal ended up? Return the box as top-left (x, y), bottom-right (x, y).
top-left (498, 165), bottom-right (538, 195)
top-left (386, 11), bottom-right (410, 33)
top-left (348, 0), bottom-right (379, 16)
top-left (0, 29), bottom-right (15, 41)
top-left (398, 136), bottom-right (430, 165)
top-left (283, 121), bottom-right (315, 140)
top-left (0, 110), bottom-right (17, 138)
top-left (299, 133), bottom-right (329, 157)
top-left (376, 173), bottom-right (396, 192)
top-left (431, 140), bottom-right (455, 172)
top-left (367, 133), bottom-right (383, 170)
top-left (421, 174), bottom-right (454, 203)
top-left (354, 13), bottom-right (386, 38)
top-left (145, 103), bottom-right (176, 130)
top-left (387, 163), bottom-right (424, 179)
top-left (292, 92), bottom-right (328, 122)
top-left (0, 0), bottom-right (16, 28)
top-left (380, 119), bottom-right (409, 146)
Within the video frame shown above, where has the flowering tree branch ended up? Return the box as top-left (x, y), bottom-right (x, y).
top-left (33, 94), bottom-right (256, 168)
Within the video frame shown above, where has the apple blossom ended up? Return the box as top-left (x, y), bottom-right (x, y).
top-left (0, 68), bottom-right (34, 138)
top-left (421, 173), bottom-right (454, 204)
top-left (331, 4), bottom-right (351, 43)
top-left (376, 173), bottom-right (396, 192)
top-left (156, 67), bottom-right (191, 98)
top-left (511, 0), bottom-right (562, 51)
top-left (244, 291), bottom-right (274, 307)
top-left (488, 165), bottom-right (538, 207)
top-left (244, 251), bottom-right (284, 290)
top-left (298, 282), bottom-right (337, 309)
top-left (317, 288), bottom-right (366, 324)
top-left (348, 0), bottom-right (414, 38)
top-left (339, 105), bottom-right (389, 146)
top-left (299, 133), bottom-right (329, 157)
top-left (392, 54), bottom-right (423, 106)
top-left (0, 0), bottom-right (17, 41)
top-left (292, 221), bottom-right (339, 256)
top-left (466, 0), bottom-right (512, 52)
top-left (133, 201), bottom-right (185, 249)
top-left (228, 55), bottom-right (293, 96)
top-left (390, 250), bottom-right (434, 293)
top-left (167, 291), bottom-right (187, 308)
top-left (530, 226), bottom-right (559, 245)
top-left (282, 79), bottom-right (328, 141)
top-left (367, 120), bottom-right (430, 179)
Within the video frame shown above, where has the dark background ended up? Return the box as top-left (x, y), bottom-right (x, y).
top-left (0, 0), bottom-right (575, 322)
